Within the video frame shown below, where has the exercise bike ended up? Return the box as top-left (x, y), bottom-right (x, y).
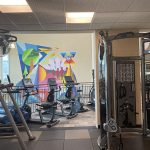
top-left (22, 78), bottom-right (60, 127)
top-left (63, 76), bottom-right (88, 113)
top-left (46, 77), bottom-right (78, 119)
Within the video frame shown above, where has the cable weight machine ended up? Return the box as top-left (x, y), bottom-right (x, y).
top-left (97, 31), bottom-right (150, 150)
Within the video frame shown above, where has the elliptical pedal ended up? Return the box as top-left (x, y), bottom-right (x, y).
top-left (46, 120), bottom-right (60, 128)
top-left (66, 113), bottom-right (78, 119)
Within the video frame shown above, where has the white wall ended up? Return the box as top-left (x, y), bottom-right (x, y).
top-left (9, 32), bottom-right (93, 84)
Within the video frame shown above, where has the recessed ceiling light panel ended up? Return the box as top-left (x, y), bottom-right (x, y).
top-left (0, 0), bottom-right (32, 13)
top-left (66, 12), bottom-right (94, 23)
top-left (0, 0), bottom-right (28, 5)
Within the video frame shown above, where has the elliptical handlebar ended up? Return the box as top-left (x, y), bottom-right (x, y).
top-left (0, 83), bottom-right (14, 89)
top-left (64, 82), bottom-right (79, 87)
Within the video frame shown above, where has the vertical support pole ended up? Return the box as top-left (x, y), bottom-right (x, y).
top-left (105, 39), bottom-right (112, 150)
top-left (0, 91), bottom-right (27, 150)
top-left (6, 86), bottom-right (35, 140)
top-left (141, 38), bottom-right (147, 135)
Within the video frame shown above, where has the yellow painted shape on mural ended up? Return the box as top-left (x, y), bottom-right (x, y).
top-left (65, 65), bottom-right (76, 82)
top-left (38, 65), bottom-right (47, 82)
top-left (66, 65), bottom-right (71, 76)
top-left (39, 48), bottom-right (52, 54)
top-left (26, 72), bottom-right (31, 78)
top-left (40, 52), bottom-right (55, 65)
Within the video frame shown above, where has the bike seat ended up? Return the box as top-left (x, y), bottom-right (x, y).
top-left (36, 102), bottom-right (57, 109)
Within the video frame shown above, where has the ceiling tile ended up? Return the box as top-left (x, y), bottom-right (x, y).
top-left (66, 24), bottom-right (90, 30)
top-left (93, 12), bottom-right (122, 23)
top-left (27, 0), bottom-right (65, 24)
top-left (113, 22), bottom-right (138, 29)
top-left (35, 12), bottom-right (65, 24)
top-left (0, 13), bottom-right (11, 24)
top-left (127, 0), bottom-right (150, 12)
top-left (16, 24), bottom-right (43, 31)
top-left (90, 23), bottom-right (114, 29)
top-left (136, 23), bottom-right (150, 29)
top-left (65, 0), bottom-right (99, 12)
top-left (118, 12), bottom-right (150, 23)
top-left (5, 13), bottom-right (39, 24)
top-left (0, 24), bottom-right (18, 30)
top-left (27, 0), bottom-right (64, 12)
top-left (96, 0), bottom-right (134, 12)
top-left (42, 24), bottom-right (66, 30)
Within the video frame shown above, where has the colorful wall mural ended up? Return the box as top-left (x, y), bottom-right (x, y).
top-left (16, 42), bottom-right (77, 102)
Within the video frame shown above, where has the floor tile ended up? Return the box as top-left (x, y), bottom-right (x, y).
top-left (64, 139), bottom-right (93, 150)
top-left (26, 141), bottom-right (38, 150)
top-left (39, 130), bottom-right (65, 140)
top-left (19, 131), bottom-right (42, 141)
top-left (0, 140), bottom-right (22, 150)
top-left (65, 129), bottom-right (90, 139)
top-left (34, 140), bottom-right (64, 150)
top-left (89, 128), bottom-right (100, 139)
top-left (91, 138), bottom-right (100, 150)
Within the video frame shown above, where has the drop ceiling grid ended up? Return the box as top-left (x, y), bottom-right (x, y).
top-left (1, 0), bottom-right (150, 31)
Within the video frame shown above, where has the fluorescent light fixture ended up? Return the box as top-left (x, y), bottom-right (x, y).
top-left (0, 0), bottom-right (28, 5)
top-left (0, 6), bottom-right (32, 13)
top-left (0, 0), bottom-right (32, 13)
top-left (66, 12), bottom-right (94, 23)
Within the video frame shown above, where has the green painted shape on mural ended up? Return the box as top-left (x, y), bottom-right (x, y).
top-left (23, 66), bottom-right (28, 77)
top-left (22, 48), bottom-right (39, 66)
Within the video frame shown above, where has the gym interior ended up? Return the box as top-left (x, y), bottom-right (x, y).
top-left (0, 1), bottom-right (150, 150)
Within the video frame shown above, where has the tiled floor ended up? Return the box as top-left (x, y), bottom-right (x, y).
top-left (1, 126), bottom-right (150, 150)
top-left (0, 106), bottom-right (97, 150)
top-left (0, 127), bottom-right (100, 150)
top-left (1, 107), bottom-right (150, 150)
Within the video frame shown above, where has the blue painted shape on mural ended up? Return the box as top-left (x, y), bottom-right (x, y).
top-left (70, 51), bottom-right (76, 57)
top-left (60, 52), bottom-right (66, 58)
top-left (30, 65), bottom-right (39, 85)
top-left (16, 42), bottom-right (26, 54)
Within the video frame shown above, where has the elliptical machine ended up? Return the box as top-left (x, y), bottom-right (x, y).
top-left (0, 76), bottom-right (31, 125)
